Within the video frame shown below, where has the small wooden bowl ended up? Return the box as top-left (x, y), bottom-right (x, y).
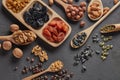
top-left (2, 0), bottom-right (72, 47)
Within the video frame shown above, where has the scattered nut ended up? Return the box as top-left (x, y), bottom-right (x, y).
top-left (49, 0), bottom-right (54, 6)
top-left (114, 0), bottom-right (118, 4)
top-left (2, 41), bottom-right (12, 51)
top-left (80, 1), bottom-right (87, 7)
top-left (10, 24), bottom-right (19, 32)
top-left (80, 21), bottom-right (86, 27)
top-left (32, 45), bottom-right (48, 62)
top-left (31, 58), bottom-right (34, 63)
top-left (12, 48), bottom-right (23, 58)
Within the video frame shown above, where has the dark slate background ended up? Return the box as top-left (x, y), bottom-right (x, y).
top-left (0, 0), bottom-right (120, 80)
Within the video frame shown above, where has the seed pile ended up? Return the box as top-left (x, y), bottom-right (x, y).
top-left (32, 45), bottom-right (48, 62)
top-left (6, 0), bottom-right (30, 13)
top-left (74, 45), bottom-right (94, 65)
top-left (92, 34), bottom-right (113, 60)
top-left (23, 2), bottom-right (49, 29)
top-left (99, 35), bottom-right (113, 60)
top-left (72, 32), bottom-right (87, 47)
top-left (100, 25), bottom-right (115, 33)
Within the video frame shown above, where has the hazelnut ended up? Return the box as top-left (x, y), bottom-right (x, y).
top-left (13, 48), bottom-right (23, 58)
top-left (79, 11), bottom-right (84, 17)
top-left (80, 21), bottom-right (86, 27)
top-left (2, 41), bottom-right (12, 51)
top-left (80, 1), bottom-right (87, 7)
top-left (71, 11), bottom-right (76, 16)
top-left (76, 15), bottom-right (81, 20)
top-left (10, 24), bottom-right (19, 32)
top-left (67, 13), bottom-right (71, 18)
top-left (82, 6), bottom-right (87, 12)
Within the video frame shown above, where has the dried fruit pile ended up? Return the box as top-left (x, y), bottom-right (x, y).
top-left (43, 18), bottom-right (69, 43)
top-left (23, 2), bottom-right (49, 29)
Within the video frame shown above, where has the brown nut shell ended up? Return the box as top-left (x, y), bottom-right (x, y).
top-left (2, 41), bottom-right (12, 51)
top-left (13, 48), bottom-right (23, 58)
top-left (10, 24), bottom-right (19, 32)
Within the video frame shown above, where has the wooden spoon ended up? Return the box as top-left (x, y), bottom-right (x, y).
top-left (71, 1), bottom-right (120, 48)
top-left (88, 0), bottom-right (103, 21)
top-left (100, 24), bottom-right (120, 33)
top-left (54, 0), bottom-right (82, 21)
top-left (0, 30), bottom-right (37, 45)
top-left (22, 60), bottom-right (63, 80)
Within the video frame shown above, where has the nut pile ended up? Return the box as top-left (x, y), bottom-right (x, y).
top-left (12, 48), bottom-right (23, 59)
top-left (88, 1), bottom-right (102, 19)
top-left (13, 30), bottom-right (37, 45)
top-left (66, 3), bottom-right (86, 21)
top-left (6, 0), bottom-right (30, 13)
top-left (32, 45), bottom-right (48, 62)
top-left (23, 2), bottom-right (49, 29)
top-left (49, 60), bottom-right (64, 72)
top-left (92, 34), bottom-right (113, 60)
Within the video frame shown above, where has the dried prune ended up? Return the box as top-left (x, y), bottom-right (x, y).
top-left (23, 2), bottom-right (49, 29)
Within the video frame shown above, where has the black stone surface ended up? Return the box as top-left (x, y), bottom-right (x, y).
top-left (0, 0), bottom-right (120, 80)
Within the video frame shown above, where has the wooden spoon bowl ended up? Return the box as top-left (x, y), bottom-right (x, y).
top-left (0, 30), bottom-right (37, 45)
top-left (88, 0), bottom-right (103, 21)
top-left (55, 0), bottom-right (83, 21)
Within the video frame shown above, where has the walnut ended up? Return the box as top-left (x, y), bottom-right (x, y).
top-left (32, 45), bottom-right (48, 62)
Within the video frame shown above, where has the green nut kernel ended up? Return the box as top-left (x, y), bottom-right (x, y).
top-left (99, 42), bottom-right (105, 47)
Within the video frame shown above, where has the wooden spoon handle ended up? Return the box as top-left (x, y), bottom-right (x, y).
top-left (91, 1), bottom-right (120, 29)
top-left (0, 35), bottom-right (11, 41)
top-left (54, 0), bottom-right (68, 9)
top-left (22, 69), bottom-right (49, 80)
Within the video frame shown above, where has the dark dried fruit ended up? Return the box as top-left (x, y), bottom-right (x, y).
top-left (23, 2), bottom-right (49, 29)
